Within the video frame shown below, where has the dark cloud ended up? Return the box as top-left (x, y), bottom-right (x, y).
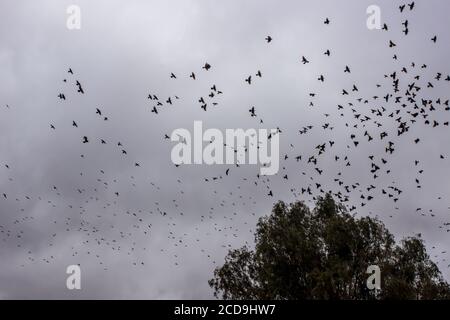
top-left (1, 0), bottom-right (449, 299)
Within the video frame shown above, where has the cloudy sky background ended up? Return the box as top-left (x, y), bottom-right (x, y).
top-left (1, 0), bottom-right (450, 299)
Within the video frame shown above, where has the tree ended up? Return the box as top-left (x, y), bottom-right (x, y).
top-left (209, 194), bottom-right (450, 299)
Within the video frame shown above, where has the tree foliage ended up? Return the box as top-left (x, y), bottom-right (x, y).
top-left (209, 194), bottom-right (450, 299)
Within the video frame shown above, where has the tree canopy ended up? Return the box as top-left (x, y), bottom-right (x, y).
top-left (209, 194), bottom-right (450, 299)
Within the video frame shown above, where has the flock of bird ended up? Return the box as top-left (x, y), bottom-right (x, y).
top-left (1, 2), bottom-right (450, 283)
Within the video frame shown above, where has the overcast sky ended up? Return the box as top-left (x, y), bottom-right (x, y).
top-left (1, 0), bottom-right (450, 299)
